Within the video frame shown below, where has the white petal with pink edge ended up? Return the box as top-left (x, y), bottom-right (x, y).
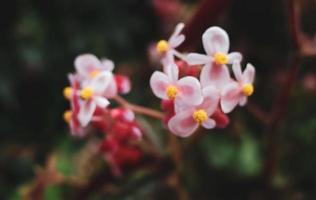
top-left (168, 109), bottom-right (198, 137)
top-left (202, 118), bottom-right (216, 129)
top-left (200, 63), bottom-right (231, 90)
top-left (90, 72), bottom-right (112, 94)
top-left (227, 52), bottom-right (242, 64)
top-left (177, 76), bottom-right (203, 105)
top-left (150, 71), bottom-right (171, 99)
top-left (78, 101), bottom-right (97, 127)
top-left (75, 54), bottom-right (101, 76)
top-left (186, 53), bottom-right (212, 65)
top-left (243, 63), bottom-right (255, 84)
top-left (220, 82), bottom-right (241, 113)
top-left (202, 26), bottom-right (230, 56)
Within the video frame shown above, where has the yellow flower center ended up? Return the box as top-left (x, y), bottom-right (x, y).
top-left (192, 109), bottom-right (208, 124)
top-left (214, 52), bottom-right (228, 65)
top-left (90, 69), bottom-right (101, 78)
top-left (63, 87), bottom-right (73, 100)
top-left (242, 84), bottom-right (254, 96)
top-left (156, 40), bottom-right (169, 54)
top-left (80, 87), bottom-right (94, 100)
top-left (63, 110), bottom-right (72, 123)
top-left (166, 85), bottom-right (178, 100)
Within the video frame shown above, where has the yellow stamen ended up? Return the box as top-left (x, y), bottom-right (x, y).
top-left (242, 84), bottom-right (254, 96)
top-left (80, 87), bottom-right (94, 100)
top-left (63, 87), bottom-right (73, 100)
top-left (63, 110), bottom-right (72, 123)
top-left (192, 109), bottom-right (208, 124)
top-left (90, 69), bottom-right (100, 78)
top-left (156, 40), bottom-right (169, 54)
top-left (214, 52), bottom-right (228, 65)
top-left (166, 85), bottom-right (178, 100)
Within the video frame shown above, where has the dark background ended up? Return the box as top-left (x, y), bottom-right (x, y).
top-left (0, 0), bottom-right (316, 199)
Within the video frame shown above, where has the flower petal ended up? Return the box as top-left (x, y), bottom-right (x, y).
top-left (75, 54), bottom-right (101, 76)
top-left (168, 109), bottom-right (198, 137)
top-left (243, 63), bottom-right (255, 84)
top-left (228, 52), bottom-right (242, 64)
top-left (239, 96), bottom-right (248, 106)
top-left (177, 76), bottom-right (203, 105)
top-left (104, 80), bottom-right (118, 98)
top-left (94, 96), bottom-right (110, 108)
top-left (174, 98), bottom-right (187, 113)
top-left (163, 62), bottom-right (179, 82)
top-left (101, 58), bottom-right (115, 71)
top-left (150, 71), bottom-right (171, 99)
top-left (91, 72), bottom-right (112, 94)
top-left (168, 23), bottom-right (185, 48)
top-left (186, 53), bottom-right (211, 65)
top-left (202, 26), bottom-right (230, 56)
top-left (202, 118), bottom-right (216, 129)
top-left (200, 86), bottom-right (220, 115)
top-left (220, 82), bottom-right (241, 113)
top-left (232, 61), bottom-right (243, 82)
top-left (78, 101), bottom-right (96, 127)
top-left (200, 63), bottom-right (231, 90)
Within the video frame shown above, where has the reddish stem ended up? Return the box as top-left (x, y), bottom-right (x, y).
top-left (113, 95), bottom-right (164, 120)
top-left (263, 0), bottom-right (302, 185)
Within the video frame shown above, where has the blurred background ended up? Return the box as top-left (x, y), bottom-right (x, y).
top-left (0, 0), bottom-right (316, 199)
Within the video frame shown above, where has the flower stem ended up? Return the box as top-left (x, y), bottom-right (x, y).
top-left (112, 95), bottom-right (164, 120)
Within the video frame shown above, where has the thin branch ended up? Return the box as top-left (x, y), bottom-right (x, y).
top-left (113, 95), bottom-right (164, 120)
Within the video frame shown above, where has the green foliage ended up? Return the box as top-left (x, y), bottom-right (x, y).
top-left (201, 132), bottom-right (262, 177)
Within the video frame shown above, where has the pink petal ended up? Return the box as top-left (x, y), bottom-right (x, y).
top-left (168, 23), bottom-right (185, 48)
top-left (75, 54), bottom-right (101, 76)
top-left (78, 101), bottom-right (97, 127)
top-left (220, 82), bottom-right (241, 113)
top-left (227, 52), bottom-right (242, 64)
top-left (174, 98), bottom-right (190, 113)
top-left (168, 109), bottom-right (198, 137)
top-left (243, 63), bottom-right (255, 84)
top-left (91, 72), bottom-right (112, 94)
top-left (104, 80), bottom-right (117, 98)
top-left (186, 53), bottom-right (211, 65)
top-left (150, 71), bottom-right (171, 99)
top-left (239, 96), bottom-right (248, 106)
top-left (101, 58), bottom-right (115, 71)
top-left (200, 63), bottom-right (231, 90)
top-left (169, 35), bottom-right (185, 48)
top-left (177, 76), bottom-right (203, 105)
top-left (94, 96), bottom-right (110, 108)
top-left (202, 118), bottom-right (216, 129)
top-left (202, 26), bottom-right (229, 56)
top-left (200, 86), bottom-right (220, 115)
top-left (163, 62), bottom-right (179, 82)
top-left (232, 61), bottom-right (243, 82)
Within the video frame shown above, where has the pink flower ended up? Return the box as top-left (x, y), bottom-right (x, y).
top-left (75, 54), bottom-right (117, 98)
top-left (150, 62), bottom-right (203, 106)
top-left (168, 86), bottom-right (219, 137)
top-left (220, 62), bottom-right (255, 113)
top-left (78, 72), bottom-right (112, 126)
top-left (63, 74), bottom-right (85, 137)
top-left (156, 23), bottom-right (186, 65)
top-left (186, 27), bottom-right (242, 90)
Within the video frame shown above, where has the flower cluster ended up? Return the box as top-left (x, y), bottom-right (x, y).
top-left (150, 24), bottom-right (256, 137)
top-left (63, 54), bottom-right (142, 174)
